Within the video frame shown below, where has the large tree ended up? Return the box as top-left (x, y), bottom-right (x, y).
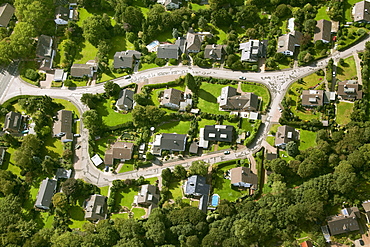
top-left (82, 14), bottom-right (113, 47)
top-left (132, 105), bottom-right (166, 127)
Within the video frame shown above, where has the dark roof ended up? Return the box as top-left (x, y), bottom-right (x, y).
top-left (117, 89), bottom-right (135, 110)
top-left (204, 44), bottom-right (226, 60)
top-left (36, 35), bottom-right (53, 58)
top-left (56, 168), bottom-right (72, 179)
top-left (314, 19), bottom-right (332, 42)
top-left (277, 31), bottom-right (302, 53)
top-left (337, 80), bottom-right (363, 100)
top-left (327, 207), bottom-right (360, 235)
top-left (113, 50), bottom-right (141, 69)
top-left (301, 90), bottom-right (325, 107)
top-left (85, 194), bottom-right (107, 221)
top-left (362, 201), bottom-right (370, 212)
top-left (137, 184), bottom-right (159, 206)
top-left (0, 3), bottom-right (14, 27)
top-left (3, 111), bottom-right (22, 133)
top-left (0, 147), bottom-right (6, 166)
top-left (353, 0), bottom-right (370, 22)
top-left (189, 142), bottom-right (199, 154)
top-left (219, 86), bottom-right (259, 111)
top-left (184, 175), bottom-right (210, 212)
top-left (35, 178), bottom-right (57, 210)
top-left (203, 125), bottom-right (234, 142)
top-left (70, 63), bottom-right (94, 78)
top-left (55, 6), bottom-right (69, 21)
top-left (175, 37), bottom-right (186, 54)
top-left (275, 125), bottom-right (299, 146)
top-left (266, 153), bottom-right (278, 161)
top-left (239, 40), bottom-right (268, 62)
top-left (160, 133), bottom-right (187, 151)
top-left (157, 44), bottom-right (180, 59)
top-left (53, 110), bottom-right (73, 141)
top-left (161, 88), bottom-right (183, 107)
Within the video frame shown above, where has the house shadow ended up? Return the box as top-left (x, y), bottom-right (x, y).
top-left (198, 89), bottom-right (217, 103)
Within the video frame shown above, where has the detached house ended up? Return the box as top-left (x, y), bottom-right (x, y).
top-left (314, 19), bottom-right (332, 43)
top-left (157, 44), bottom-right (181, 59)
top-left (204, 44), bottom-right (226, 60)
top-left (3, 111), bottom-right (22, 133)
top-left (186, 32), bottom-right (203, 53)
top-left (337, 80), bottom-right (363, 100)
top-left (53, 110), bottom-right (73, 143)
top-left (113, 50), bottom-right (141, 69)
top-left (218, 86), bottom-right (259, 112)
top-left (239, 40), bottom-right (268, 62)
top-left (158, 0), bottom-right (181, 10)
top-left (184, 175), bottom-right (210, 212)
top-left (152, 133), bottom-right (187, 155)
top-left (84, 194), bottom-right (107, 222)
top-left (116, 89), bottom-right (135, 111)
top-left (203, 125), bottom-right (234, 143)
top-left (134, 184), bottom-right (160, 216)
top-left (35, 178), bottom-right (57, 210)
top-left (277, 31), bottom-right (302, 56)
top-left (70, 62), bottom-right (97, 78)
top-left (353, 0), bottom-right (370, 23)
top-left (301, 90), bottom-right (336, 107)
top-left (160, 88), bottom-right (184, 110)
top-left (230, 167), bottom-right (258, 191)
top-left (54, 6), bottom-right (69, 25)
top-left (0, 3), bottom-right (14, 27)
top-left (36, 35), bottom-right (55, 71)
top-left (327, 207), bottom-right (360, 236)
top-left (275, 125), bottom-right (299, 149)
top-left (104, 142), bottom-right (134, 165)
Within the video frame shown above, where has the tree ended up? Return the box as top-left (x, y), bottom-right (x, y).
top-left (82, 14), bottom-right (112, 47)
top-left (52, 192), bottom-right (69, 210)
top-left (24, 69), bottom-right (39, 81)
top-left (161, 168), bottom-right (172, 186)
top-left (0, 170), bottom-right (22, 196)
top-left (189, 161), bottom-right (208, 177)
top-left (104, 81), bottom-right (120, 98)
top-left (185, 73), bottom-right (198, 93)
top-left (117, 6), bottom-right (144, 32)
top-left (82, 110), bottom-right (102, 136)
top-left (198, 16), bottom-right (208, 30)
top-left (286, 141), bottom-right (299, 157)
top-left (172, 28), bottom-right (179, 39)
top-left (173, 165), bottom-right (187, 180)
top-left (61, 178), bottom-right (79, 199)
top-left (132, 105), bottom-right (166, 127)
top-left (81, 93), bottom-right (100, 109)
top-left (41, 156), bottom-right (59, 175)
top-left (275, 4), bottom-right (291, 18)
top-left (13, 134), bottom-right (42, 173)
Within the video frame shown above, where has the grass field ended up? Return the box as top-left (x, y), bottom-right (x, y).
top-left (151, 85), bottom-right (186, 108)
top-left (116, 186), bottom-right (139, 209)
top-left (44, 137), bottom-right (64, 159)
top-left (145, 177), bottom-right (158, 185)
top-left (139, 63), bottom-right (160, 71)
top-left (315, 6), bottom-right (330, 21)
top-left (132, 208), bottom-right (146, 219)
top-left (1, 148), bottom-right (21, 176)
top-left (68, 205), bottom-right (88, 229)
top-left (74, 40), bottom-right (98, 64)
top-left (54, 98), bottom-right (80, 118)
top-left (298, 129), bottom-right (316, 150)
top-left (111, 213), bottom-right (129, 219)
top-left (190, 3), bottom-right (209, 11)
top-left (95, 98), bottom-right (132, 127)
top-left (336, 56), bottom-right (357, 81)
top-left (267, 136), bottom-right (275, 147)
top-left (336, 102), bottom-right (354, 125)
top-left (157, 121), bottom-right (191, 135)
top-left (198, 119), bottom-right (217, 129)
top-left (95, 135), bottom-right (120, 156)
top-left (119, 161), bottom-right (135, 173)
top-left (241, 83), bottom-right (270, 111)
top-left (100, 186), bottom-right (110, 196)
top-left (168, 180), bottom-right (183, 200)
top-left (198, 83), bottom-right (236, 115)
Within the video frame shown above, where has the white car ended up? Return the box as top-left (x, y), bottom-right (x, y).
top-left (224, 151), bottom-right (230, 155)
top-left (239, 76), bottom-right (246, 80)
top-left (124, 75), bottom-right (131, 79)
top-left (278, 107), bottom-right (283, 113)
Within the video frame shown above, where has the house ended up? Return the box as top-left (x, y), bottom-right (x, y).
top-left (175, 37), bottom-right (186, 54)
top-left (113, 50), bottom-right (141, 69)
top-left (277, 31), bottom-right (303, 56)
top-left (189, 142), bottom-right (200, 154)
top-left (134, 184), bottom-right (159, 216)
top-left (218, 86), bottom-right (259, 111)
top-left (104, 142), bottom-right (134, 165)
top-left (353, 0), bottom-right (370, 23)
top-left (0, 3), bottom-right (14, 27)
top-left (0, 147), bottom-right (6, 166)
top-left (239, 40), bottom-right (268, 62)
top-left (300, 241), bottom-right (314, 247)
top-left (160, 88), bottom-right (184, 110)
top-left (301, 90), bottom-right (336, 107)
top-left (54, 6), bottom-right (69, 25)
top-left (337, 80), bottom-right (363, 100)
top-left (199, 128), bottom-right (209, 149)
top-left (152, 133), bottom-right (187, 155)
top-left (35, 178), bottom-right (57, 210)
top-left (54, 69), bottom-right (67, 82)
top-left (266, 152), bottom-right (278, 161)
top-left (161, 0), bottom-right (181, 10)
top-left (157, 44), bottom-right (181, 59)
top-left (314, 19), bottom-right (332, 43)
top-left (275, 125), bottom-right (299, 148)
top-left (184, 175), bottom-right (210, 212)
top-left (70, 62), bottom-right (97, 78)
top-left (186, 32), bottom-right (202, 53)
top-left (55, 168), bottom-right (72, 180)
top-left (116, 89), bottom-right (135, 111)
top-left (327, 207), bottom-right (360, 236)
top-left (91, 154), bottom-right (104, 167)
top-left (203, 125), bottom-right (234, 142)
top-left (84, 194), bottom-right (107, 222)
top-left (230, 167), bottom-right (258, 190)
top-left (204, 44), bottom-right (226, 60)
top-left (53, 110), bottom-right (73, 143)
top-left (36, 35), bottom-right (54, 71)
top-left (3, 111), bottom-right (22, 133)
top-left (363, 200), bottom-right (370, 223)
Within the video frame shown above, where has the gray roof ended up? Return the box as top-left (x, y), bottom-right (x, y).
top-left (56, 168), bottom-right (72, 179)
top-left (0, 147), bottom-right (6, 166)
top-left (239, 40), bottom-right (268, 62)
top-left (54, 69), bottom-right (65, 81)
top-left (175, 37), bottom-right (186, 54)
top-left (277, 31), bottom-right (302, 54)
top-left (203, 125), bottom-right (234, 142)
top-left (314, 19), bottom-right (332, 42)
top-left (161, 88), bottom-right (183, 107)
top-left (230, 166), bottom-right (258, 189)
top-left (327, 207), bottom-right (360, 235)
top-left (85, 194), bottom-right (107, 221)
top-left (53, 110), bottom-right (73, 141)
top-left (137, 184), bottom-right (159, 206)
top-left (0, 3), bottom-right (14, 27)
top-left (186, 32), bottom-right (202, 52)
top-left (117, 89), bottom-right (135, 111)
top-left (35, 178), bottom-right (57, 210)
top-left (70, 63), bottom-right (94, 78)
top-left (114, 50), bottom-right (141, 69)
top-left (3, 111), bottom-right (22, 133)
top-left (55, 6), bottom-right (69, 21)
top-left (159, 133), bottom-right (187, 151)
top-left (184, 175), bottom-right (210, 212)
top-left (219, 86), bottom-right (259, 111)
top-left (157, 44), bottom-right (180, 59)
top-left (204, 44), bottom-right (226, 60)
top-left (353, 0), bottom-right (370, 22)
top-left (275, 125), bottom-right (299, 146)
top-left (301, 90), bottom-right (325, 107)
top-left (104, 142), bottom-right (134, 165)
top-left (189, 142), bottom-right (199, 154)
top-left (36, 35), bottom-right (53, 58)
top-left (337, 80), bottom-right (363, 100)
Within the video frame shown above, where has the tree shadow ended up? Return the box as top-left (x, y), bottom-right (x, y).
top-left (69, 206), bottom-right (85, 221)
top-left (336, 66), bottom-right (345, 75)
top-left (95, 99), bottom-right (110, 117)
top-left (198, 89), bottom-right (217, 103)
top-left (74, 40), bottom-right (87, 61)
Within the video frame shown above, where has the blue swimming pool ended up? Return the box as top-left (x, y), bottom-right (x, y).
top-left (211, 194), bottom-right (220, 207)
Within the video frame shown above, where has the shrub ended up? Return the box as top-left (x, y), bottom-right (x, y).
top-left (155, 58), bottom-right (167, 66)
top-left (24, 69), bottom-right (39, 81)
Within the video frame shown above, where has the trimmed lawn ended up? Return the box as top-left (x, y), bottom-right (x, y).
top-left (116, 186), bottom-right (139, 209)
top-left (44, 137), bottom-right (64, 159)
top-left (132, 208), bottom-right (146, 219)
top-left (267, 136), bottom-right (275, 147)
top-left (157, 121), bottom-right (191, 135)
top-left (191, 3), bottom-right (210, 11)
top-left (240, 83), bottom-right (270, 111)
top-left (111, 213), bottom-right (129, 219)
top-left (298, 129), bottom-right (316, 150)
top-left (74, 40), bottom-right (98, 64)
top-left (151, 85), bottom-right (186, 108)
top-left (168, 180), bottom-right (183, 199)
top-left (119, 161), bottom-right (135, 173)
top-left (279, 150), bottom-right (295, 162)
top-left (95, 135), bottom-right (120, 156)
top-left (336, 56), bottom-right (357, 81)
top-left (241, 118), bottom-right (253, 131)
top-left (280, 20), bottom-right (287, 34)
top-left (198, 83), bottom-right (235, 115)
top-left (315, 6), bottom-right (330, 21)
top-left (40, 212), bottom-right (54, 228)
top-left (95, 98), bottom-right (133, 127)
top-left (336, 102), bottom-right (354, 125)
top-left (198, 119), bottom-right (217, 129)
top-left (145, 177), bottom-right (158, 185)
top-left (345, 0), bottom-right (363, 22)
top-left (139, 63), bottom-right (160, 71)
top-left (54, 98), bottom-right (80, 118)
top-left (1, 147), bottom-right (22, 176)
top-left (100, 186), bottom-right (110, 197)
top-left (68, 205), bottom-right (88, 229)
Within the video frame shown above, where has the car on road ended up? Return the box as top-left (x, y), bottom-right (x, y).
top-left (75, 145), bottom-right (81, 150)
top-left (124, 75), bottom-right (131, 79)
top-left (332, 71), bottom-right (336, 76)
top-left (224, 150), bottom-right (230, 155)
top-left (74, 134), bottom-right (81, 137)
top-left (278, 107), bottom-right (283, 112)
top-left (239, 76), bottom-right (246, 80)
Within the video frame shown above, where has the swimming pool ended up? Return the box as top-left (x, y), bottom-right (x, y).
top-left (211, 194), bottom-right (220, 207)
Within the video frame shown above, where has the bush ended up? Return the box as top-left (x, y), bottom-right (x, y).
top-left (169, 58), bottom-right (178, 65)
top-left (24, 69), bottom-right (39, 81)
top-left (155, 58), bottom-right (167, 66)
top-left (63, 79), bottom-right (73, 87)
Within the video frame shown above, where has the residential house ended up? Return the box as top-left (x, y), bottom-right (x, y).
top-left (0, 147), bottom-right (6, 167)
top-left (116, 89), bottom-right (135, 111)
top-left (337, 80), bottom-right (363, 100)
top-left (3, 111), bottom-right (22, 133)
top-left (266, 152), bottom-right (278, 161)
top-left (54, 6), bottom-right (69, 25)
top-left (189, 142), bottom-right (200, 154)
top-left (152, 133), bottom-right (187, 155)
top-left (104, 142), bottom-right (134, 165)
top-left (55, 168), bottom-right (72, 180)
top-left (0, 3), bottom-right (14, 27)
top-left (161, 88), bottom-right (184, 110)
top-left (35, 178), bottom-right (57, 210)
top-left (54, 69), bottom-right (67, 82)
top-left (175, 37), bottom-right (186, 54)
top-left (134, 184), bottom-right (159, 216)
top-left (314, 19), bottom-right (332, 43)
top-left (275, 125), bottom-right (299, 148)
top-left (230, 167), bottom-right (258, 191)
top-left (353, 0), bottom-right (370, 23)
top-left (157, 44), bottom-right (181, 59)
top-left (36, 35), bottom-right (54, 71)
top-left (184, 175), bottom-right (210, 212)
top-left (70, 62), bottom-right (97, 78)
top-left (113, 50), bottom-right (141, 69)
top-left (301, 90), bottom-right (336, 107)
top-left (84, 194), bottom-right (107, 222)
top-left (186, 32), bottom-right (202, 53)
top-left (277, 31), bottom-right (303, 56)
top-left (239, 40), bottom-right (268, 62)
top-left (158, 0), bottom-right (181, 10)
top-left (362, 200), bottom-right (370, 223)
top-left (53, 110), bottom-right (73, 143)
top-left (203, 125), bottom-right (234, 143)
top-left (218, 86), bottom-right (259, 111)
top-left (204, 44), bottom-right (226, 60)
top-left (327, 207), bottom-right (360, 236)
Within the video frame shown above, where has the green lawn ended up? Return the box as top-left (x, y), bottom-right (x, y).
top-left (119, 161), bottom-right (135, 173)
top-left (1, 147), bottom-right (22, 176)
top-left (40, 212), bottom-right (54, 228)
top-left (298, 129), bottom-right (316, 150)
top-left (168, 180), bottom-right (183, 200)
top-left (145, 177), bottom-right (158, 185)
top-left (95, 135), bottom-right (120, 156)
top-left (100, 186), bottom-right (110, 197)
top-left (191, 3), bottom-right (210, 11)
top-left (151, 85), bottom-right (186, 108)
top-left (68, 205), bottom-right (88, 229)
top-left (336, 56), bottom-right (357, 81)
top-left (279, 150), bottom-right (295, 162)
top-left (44, 137), bottom-right (64, 159)
top-left (198, 83), bottom-right (235, 115)
top-left (116, 186), bottom-right (139, 209)
top-left (336, 102), bottom-right (354, 126)
top-left (241, 118), bottom-right (253, 131)
top-left (157, 121), bottom-right (191, 135)
top-left (95, 98), bottom-right (133, 127)
top-left (132, 208), bottom-right (146, 219)
top-left (241, 83), bottom-right (270, 111)
top-left (315, 6), bottom-right (331, 21)
top-left (111, 213), bottom-right (129, 219)
top-left (280, 20), bottom-right (287, 34)
top-left (198, 119), bottom-right (217, 130)
top-left (267, 136), bottom-right (275, 147)
top-left (139, 63), bottom-right (160, 71)
top-left (74, 40), bottom-right (98, 64)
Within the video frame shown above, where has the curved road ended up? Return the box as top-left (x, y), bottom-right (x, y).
top-left (1, 36), bottom-right (368, 186)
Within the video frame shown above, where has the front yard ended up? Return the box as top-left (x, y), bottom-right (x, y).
top-left (336, 102), bottom-right (354, 126)
top-left (95, 98), bottom-right (133, 127)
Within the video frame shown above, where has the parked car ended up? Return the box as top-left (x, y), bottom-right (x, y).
top-left (224, 150), bottom-right (230, 155)
top-left (278, 107), bottom-right (283, 113)
top-left (74, 134), bottom-right (81, 137)
top-left (239, 76), bottom-right (246, 80)
top-left (332, 71), bottom-right (336, 76)
top-left (75, 145), bottom-right (81, 150)
top-left (124, 75), bottom-right (131, 79)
